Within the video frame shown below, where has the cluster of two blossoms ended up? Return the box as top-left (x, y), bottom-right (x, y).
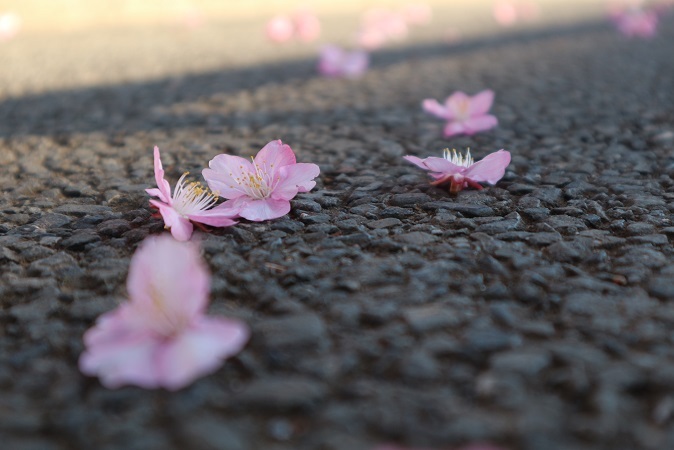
top-left (148, 140), bottom-right (321, 241)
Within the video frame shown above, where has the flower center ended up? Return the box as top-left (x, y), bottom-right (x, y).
top-left (443, 148), bottom-right (474, 168)
top-left (172, 172), bottom-right (219, 216)
top-left (230, 158), bottom-right (281, 200)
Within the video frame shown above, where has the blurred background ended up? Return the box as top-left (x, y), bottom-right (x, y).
top-left (0, 0), bottom-right (613, 98)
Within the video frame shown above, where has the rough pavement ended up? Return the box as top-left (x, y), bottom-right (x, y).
top-left (1, 11), bottom-right (674, 450)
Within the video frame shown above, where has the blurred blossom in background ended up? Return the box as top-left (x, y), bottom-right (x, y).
top-left (0, 11), bottom-right (20, 40)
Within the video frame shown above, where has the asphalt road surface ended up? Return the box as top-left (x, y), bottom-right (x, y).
top-left (1, 7), bottom-right (674, 450)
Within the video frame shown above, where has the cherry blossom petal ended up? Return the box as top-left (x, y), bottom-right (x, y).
top-left (445, 91), bottom-right (471, 117)
top-left (254, 139), bottom-right (296, 175)
top-left (155, 317), bottom-right (250, 390)
top-left (151, 200), bottom-right (194, 241)
top-left (273, 163), bottom-right (320, 200)
top-left (152, 146), bottom-right (172, 203)
top-left (126, 235), bottom-right (209, 332)
top-left (79, 326), bottom-right (162, 389)
top-left (422, 99), bottom-right (451, 119)
top-left (464, 149), bottom-right (511, 184)
top-left (187, 203), bottom-right (240, 227)
top-left (462, 114), bottom-right (499, 134)
top-left (443, 120), bottom-right (469, 137)
top-left (468, 90), bottom-right (495, 116)
top-left (225, 196), bottom-right (291, 222)
top-left (203, 154), bottom-right (256, 199)
top-left (145, 188), bottom-right (165, 199)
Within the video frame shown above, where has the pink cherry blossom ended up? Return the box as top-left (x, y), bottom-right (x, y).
top-left (79, 235), bottom-right (250, 390)
top-left (404, 148), bottom-right (511, 193)
top-left (294, 9), bottom-right (321, 42)
top-left (422, 90), bottom-right (498, 137)
top-left (203, 140), bottom-right (320, 222)
top-left (266, 10), bottom-right (321, 43)
top-left (266, 15), bottom-right (294, 42)
top-left (611, 7), bottom-right (659, 38)
top-left (146, 146), bottom-right (239, 241)
top-left (358, 8), bottom-right (408, 49)
top-left (318, 45), bottom-right (369, 78)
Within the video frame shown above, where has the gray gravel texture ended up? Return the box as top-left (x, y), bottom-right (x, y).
top-left (1, 14), bottom-right (674, 450)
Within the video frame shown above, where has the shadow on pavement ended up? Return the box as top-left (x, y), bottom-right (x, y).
top-left (0, 19), bottom-right (609, 139)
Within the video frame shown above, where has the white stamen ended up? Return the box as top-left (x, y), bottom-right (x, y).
top-left (443, 148), bottom-right (474, 168)
top-left (172, 172), bottom-right (219, 217)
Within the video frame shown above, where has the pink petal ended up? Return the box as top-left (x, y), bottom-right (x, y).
top-left (422, 99), bottom-right (451, 119)
top-left (155, 317), bottom-right (250, 390)
top-left (151, 200), bottom-right (194, 241)
top-left (187, 203), bottom-right (240, 228)
top-left (443, 120), bottom-right (469, 137)
top-left (445, 91), bottom-right (470, 118)
top-left (273, 163), bottom-right (320, 200)
top-left (225, 197), bottom-right (291, 222)
top-left (79, 318), bottom-right (163, 389)
top-left (203, 154), bottom-right (256, 200)
top-left (461, 114), bottom-right (498, 134)
top-left (464, 149), bottom-right (511, 184)
top-left (152, 146), bottom-right (172, 203)
top-left (254, 140), bottom-right (296, 173)
top-left (468, 90), bottom-right (495, 116)
top-left (419, 156), bottom-right (464, 175)
top-left (403, 155), bottom-right (430, 170)
top-left (126, 235), bottom-right (210, 334)
top-left (403, 155), bottom-right (463, 178)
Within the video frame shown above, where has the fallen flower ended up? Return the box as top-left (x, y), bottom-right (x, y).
top-left (79, 235), bottom-right (250, 390)
top-left (404, 148), bottom-right (511, 193)
top-left (318, 45), bottom-right (369, 78)
top-left (203, 140), bottom-right (320, 221)
top-left (294, 9), bottom-right (321, 42)
top-left (266, 9), bottom-right (320, 43)
top-left (146, 146), bottom-right (239, 241)
top-left (358, 7), bottom-right (408, 49)
top-left (266, 15), bottom-right (294, 42)
top-left (422, 90), bottom-right (498, 137)
top-left (611, 6), bottom-right (659, 38)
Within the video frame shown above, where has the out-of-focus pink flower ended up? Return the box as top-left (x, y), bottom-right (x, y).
top-left (0, 12), bottom-right (21, 41)
top-left (493, 1), bottom-right (518, 26)
top-left (422, 90), bottom-right (498, 137)
top-left (402, 3), bottom-right (433, 25)
top-left (266, 10), bottom-right (321, 43)
top-left (203, 140), bottom-right (320, 222)
top-left (358, 8), bottom-right (408, 49)
top-left (79, 235), bottom-right (250, 390)
top-left (146, 147), bottom-right (239, 241)
top-left (266, 15), bottom-right (294, 42)
top-left (318, 45), bottom-right (369, 78)
top-left (611, 7), bottom-right (659, 38)
top-left (404, 148), bottom-right (511, 193)
top-left (294, 9), bottom-right (321, 41)
top-left (493, 1), bottom-right (540, 26)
